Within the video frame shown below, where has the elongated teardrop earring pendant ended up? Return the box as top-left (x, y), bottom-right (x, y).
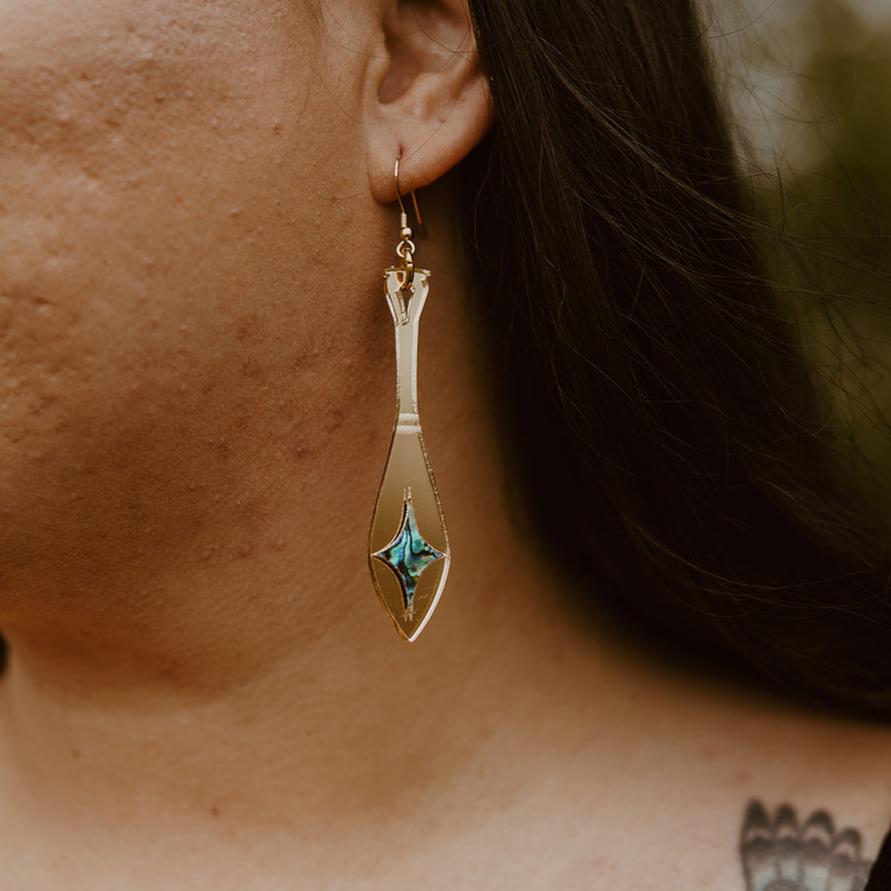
top-left (368, 161), bottom-right (450, 642)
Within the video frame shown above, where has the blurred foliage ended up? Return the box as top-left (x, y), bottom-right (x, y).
top-left (747, 0), bottom-right (891, 506)
top-left (803, 1), bottom-right (891, 233)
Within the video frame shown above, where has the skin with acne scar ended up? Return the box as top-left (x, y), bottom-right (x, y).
top-left (0, 0), bottom-right (390, 631)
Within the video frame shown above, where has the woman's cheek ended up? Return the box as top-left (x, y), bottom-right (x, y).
top-left (0, 0), bottom-right (332, 595)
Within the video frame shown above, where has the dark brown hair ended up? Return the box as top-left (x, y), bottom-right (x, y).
top-left (459, 0), bottom-right (891, 715)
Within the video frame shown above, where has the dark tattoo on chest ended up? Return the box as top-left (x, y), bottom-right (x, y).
top-left (741, 800), bottom-right (874, 891)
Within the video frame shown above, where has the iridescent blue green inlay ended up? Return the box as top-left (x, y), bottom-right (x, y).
top-left (371, 487), bottom-right (445, 620)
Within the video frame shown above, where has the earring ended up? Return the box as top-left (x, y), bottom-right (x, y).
top-left (368, 157), bottom-right (451, 642)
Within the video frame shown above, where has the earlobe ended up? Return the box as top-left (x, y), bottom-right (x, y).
top-left (365, 0), bottom-right (494, 204)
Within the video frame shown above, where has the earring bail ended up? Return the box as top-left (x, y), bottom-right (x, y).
top-left (393, 157), bottom-right (423, 289)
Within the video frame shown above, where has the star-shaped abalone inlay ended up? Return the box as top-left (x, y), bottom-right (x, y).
top-left (371, 486), bottom-right (445, 621)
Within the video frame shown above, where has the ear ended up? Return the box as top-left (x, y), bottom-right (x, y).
top-left (366, 0), bottom-right (494, 203)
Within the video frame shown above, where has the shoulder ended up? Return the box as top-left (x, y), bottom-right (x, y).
top-left (535, 668), bottom-right (891, 890)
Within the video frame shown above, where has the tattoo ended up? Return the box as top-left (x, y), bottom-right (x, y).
top-left (741, 800), bottom-right (874, 891)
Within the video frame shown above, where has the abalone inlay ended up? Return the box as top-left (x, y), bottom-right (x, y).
top-left (371, 486), bottom-right (445, 620)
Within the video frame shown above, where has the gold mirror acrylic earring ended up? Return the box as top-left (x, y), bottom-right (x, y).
top-left (367, 158), bottom-right (451, 642)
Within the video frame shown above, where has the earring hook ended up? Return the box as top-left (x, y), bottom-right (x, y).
top-left (394, 157), bottom-right (424, 233)
top-left (393, 156), bottom-right (424, 290)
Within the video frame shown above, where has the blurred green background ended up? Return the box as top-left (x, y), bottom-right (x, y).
top-left (714, 0), bottom-right (891, 508)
